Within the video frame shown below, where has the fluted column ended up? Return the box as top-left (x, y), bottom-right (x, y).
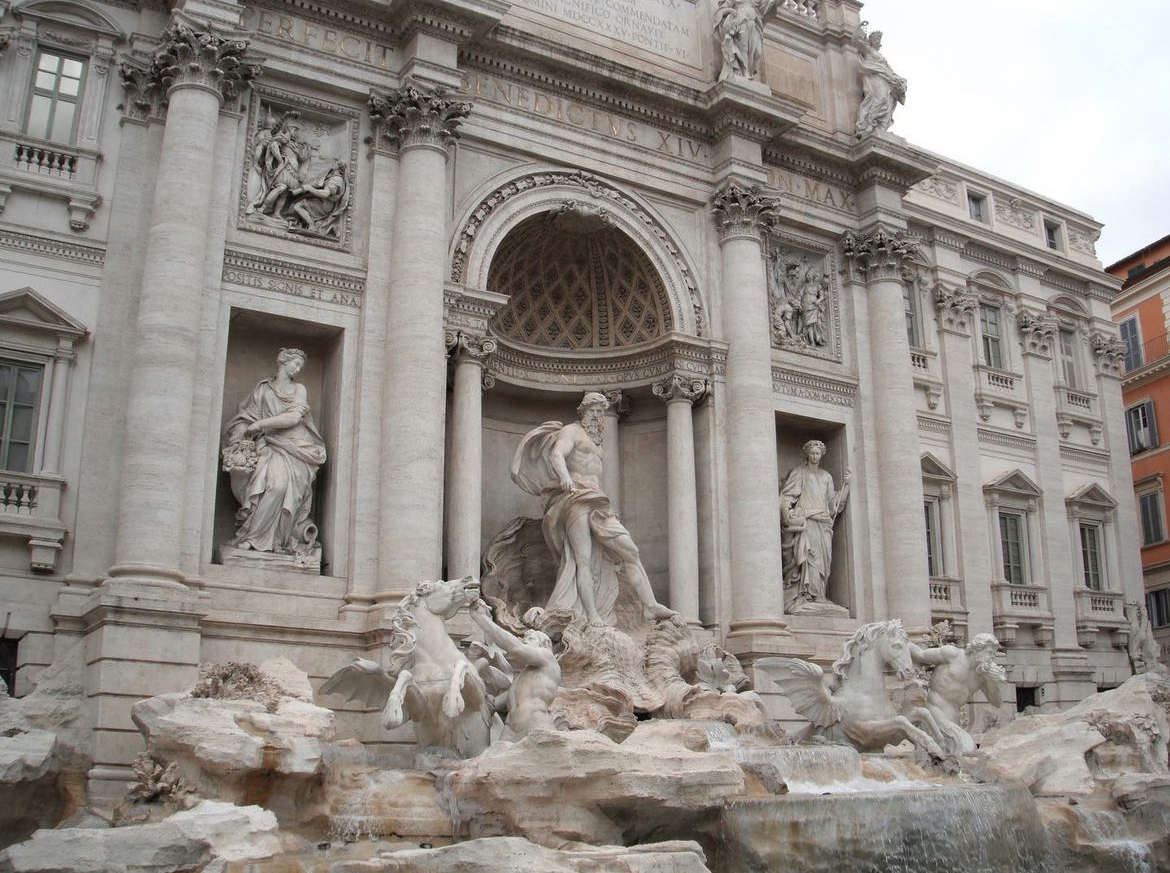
top-left (842, 228), bottom-right (931, 631)
top-left (109, 24), bottom-right (259, 588)
top-left (711, 183), bottom-right (788, 654)
top-left (371, 83), bottom-right (471, 599)
top-left (601, 389), bottom-right (627, 515)
top-left (444, 332), bottom-right (495, 580)
top-left (653, 374), bottom-right (706, 625)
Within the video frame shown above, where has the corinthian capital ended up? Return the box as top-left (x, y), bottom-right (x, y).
top-left (369, 82), bottom-right (471, 152)
top-left (153, 23), bottom-right (261, 102)
top-left (711, 182), bottom-right (779, 243)
top-left (652, 374), bottom-right (708, 405)
top-left (932, 282), bottom-right (979, 334)
top-left (1015, 311), bottom-right (1059, 358)
top-left (1090, 331), bottom-right (1128, 377)
top-left (840, 228), bottom-right (920, 282)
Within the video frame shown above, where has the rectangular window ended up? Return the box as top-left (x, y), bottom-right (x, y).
top-left (1078, 522), bottom-right (1104, 590)
top-left (0, 361), bottom-right (42, 473)
top-left (1044, 219), bottom-right (1062, 251)
top-left (1139, 491), bottom-right (1165, 546)
top-left (1057, 328), bottom-right (1078, 387)
top-left (26, 50), bottom-right (86, 144)
top-left (998, 511), bottom-right (1029, 584)
top-left (1127, 401), bottom-right (1159, 453)
top-left (1149, 588), bottom-right (1170, 629)
top-left (1119, 317), bottom-right (1142, 371)
top-left (980, 303), bottom-right (1004, 369)
top-left (903, 282), bottom-right (922, 348)
top-left (968, 193), bottom-right (987, 223)
top-left (924, 499), bottom-right (942, 576)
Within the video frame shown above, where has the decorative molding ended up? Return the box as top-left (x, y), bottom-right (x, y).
top-left (963, 241), bottom-right (1014, 272)
top-left (221, 248), bottom-right (364, 307)
top-left (840, 227), bottom-right (920, 282)
top-left (994, 197), bottom-right (1037, 232)
top-left (445, 330), bottom-right (497, 364)
top-left (932, 282), bottom-right (978, 333)
top-left (443, 285), bottom-right (507, 337)
top-left (1068, 227), bottom-right (1099, 257)
top-left (917, 415), bottom-right (951, 435)
top-left (651, 373), bottom-right (707, 404)
top-left (1090, 331), bottom-right (1127, 378)
top-left (771, 366), bottom-right (857, 407)
top-left (1059, 445), bottom-right (1111, 467)
top-left (368, 81), bottom-right (471, 151)
top-left (450, 169), bottom-right (703, 336)
top-left (710, 182), bottom-right (779, 243)
top-left (916, 175), bottom-right (959, 203)
top-left (0, 228), bottom-right (104, 265)
top-left (1016, 311), bottom-right (1058, 357)
top-left (152, 23), bottom-right (262, 103)
top-left (977, 428), bottom-right (1036, 454)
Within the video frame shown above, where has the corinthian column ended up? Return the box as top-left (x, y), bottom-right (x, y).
top-left (444, 331), bottom-right (495, 580)
top-left (652, 374), bottom-right (706, 625)
top-left (711, 183), bottom-right (788, 654)
top-left (371, 83), bottom-right (471, 600)
top-left (841, 228), bottom-right (930, 630)
top-left (110, 24), bottom-right (259, 588)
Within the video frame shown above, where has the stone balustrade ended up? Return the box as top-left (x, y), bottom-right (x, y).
top-left (0, 471), bottom-right (66, 571)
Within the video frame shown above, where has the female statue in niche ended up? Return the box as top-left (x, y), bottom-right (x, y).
top-left (781, 439), bottom-right (850, 614)
top-left (222, 348), bottom-right (327, 560)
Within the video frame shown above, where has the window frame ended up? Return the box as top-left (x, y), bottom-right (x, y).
top-left (1055, 326), bottom-right (1080, 388)
top-left (998, 510), bottom-right (1030, 585)
top-left (1044, 218), bottom-right (1064, 251)
top-left (967, 191), bottom-right (988, 223)
top-left (984, 469), bottom-right (1043, 589)
top-left (0, 359), bottom-right (46, 474)
top-left (1139, 489), bottom-right (1166, 547)
top-left (979, 302), bottom-right (1005, 370)
top-left (25, 48), bottom-right (88, 145)
top-left (1149, 587), bottom-right (1170, 629)
top-left (1126, 400), bottom-right (1159, 454)
top-left (1077, 521), bottom-right (1104, 590)
top-left (903, 279), bottom-right (923, 349)
top-left (1119, 316), bottom-right (1142, 371)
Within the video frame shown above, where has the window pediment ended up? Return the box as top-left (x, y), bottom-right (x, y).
top-left (921, 452), bottom-right (956, 485)
top-left (1066, 483), bottom-right (1116, 513)
top-left (0, 288), bottom-right (88, 349)
top-left (14, 0), bottom-right (122, 39)
top-left (984, 469), bottom-right (1041, 500)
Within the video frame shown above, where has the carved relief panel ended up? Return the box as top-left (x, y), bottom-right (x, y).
top-left (765, 240), bottom-right (840, 360)
top-left (239, 88), bottom-right (359, 251)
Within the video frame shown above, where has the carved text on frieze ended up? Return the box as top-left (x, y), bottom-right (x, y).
top-left (241, 9), bottom-right (393, 69)
top-left (222, 269), bottom-right (361, 308)
top-left (767, 167), bottom-right (856, 213)
top-left (509, 0), bottom-right (701, 64)
top-left (462, 72), bottom-right (711, 161)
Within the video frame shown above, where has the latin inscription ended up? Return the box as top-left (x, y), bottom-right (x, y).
top-left (462, 72), bottom-right (710, 161)
top-left (509, 0), bottom-right (701, 64)
top-left (767, 167), bottom-right (856, 213)
top-left (223, 269), bottom-right (361, 309)
top-left (241, 9), bottom-right (394, 69)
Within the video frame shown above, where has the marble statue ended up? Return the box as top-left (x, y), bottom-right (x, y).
top-left (910, 633), bottom-right (1006, 755)
top-left (760, 619), bottom-right (946, 759)
top-left (713, 0), bottom-right (778, 81)
top-left (853, 28), bottom-right (906, 137)
top-left (319, 577), bottom-right (493, 759)
top-left (780, 439), bottom-right (850, 614)
top-left (767, 252), bottom-right (830, 350)
top-left (222, 348), bottom-right (327, 562)
top-left (288, 159), bottom-right (349, 239)
top-left (468, 599), bottom-right (562, 738)
top-left (1126, 602), bottom-right (1167, 675)
top-left (511, 392), bottom-right (675, 627)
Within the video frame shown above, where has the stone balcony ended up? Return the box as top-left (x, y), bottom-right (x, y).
top-left (1053, 384), bottom-right (1103, 444)
top-left (0, 472), bottom-right (67, 572)
top-left (1072, 587), bottom-right (1128, 649)
top-left (973, 365), bottom-right (1028, 428)
top-left (929, 575), bottom-right (968, 636)
top-left (0, 132), bottom-right (102, 232)
top-left (990, 581), bottom-right (1054, 647)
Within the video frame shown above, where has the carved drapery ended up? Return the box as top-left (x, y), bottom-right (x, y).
top-left (932, 283), bottom-right (979, 333)
top-left (152, 23), bottom-right (261, 102)
top-left (1016, 312), bottom-right (1059, 357)
top-left (368, 81), bottom-right (471, 151)
top-left (840, 228), bottom-right (920, 282)
top-left (711, 182), bottom-right (779, 243)
top-left (1090, 332), bottom-right (1128, 377)
top-left (652, 374), bottom-right (708, 405)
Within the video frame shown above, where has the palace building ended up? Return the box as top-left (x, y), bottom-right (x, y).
top-left (0, 0), bottom-right (1141, 801)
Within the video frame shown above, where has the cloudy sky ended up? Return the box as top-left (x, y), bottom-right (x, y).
top-left (861, 0), bottom-right (1169, 266)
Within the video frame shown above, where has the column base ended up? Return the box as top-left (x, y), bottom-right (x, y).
top-left (724, 618), bottom-right (795, 663)
top-left (105, 562), bottom-right (189, 592)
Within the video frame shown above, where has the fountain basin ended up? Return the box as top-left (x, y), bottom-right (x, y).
top-left (715, 783), bottom-right (1053, 873)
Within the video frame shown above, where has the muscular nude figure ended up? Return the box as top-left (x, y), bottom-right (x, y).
top-left (512, 392), bottom-right (675, 627)
top-left (911, 633), bottom-right (1006, 755)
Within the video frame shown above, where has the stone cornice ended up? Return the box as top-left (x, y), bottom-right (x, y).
top-left (368, 80), bottom-right (471, 150)
top-left (711, 182), bottom-right (780, 243)
top-left (0, 228), bottom-right (105, 266)
top-left (700, 79), bottom-right (806, 145)
top-left (771, 366), bottom-right (857, 407)
top-left (485, 333), bottom-right (726, 391)
top-left (847, 136), bottom-right (936, 195)
top-left (763, 143), bottom-right (856, 191)
top-left (386, 0), bottom-right (509, 44)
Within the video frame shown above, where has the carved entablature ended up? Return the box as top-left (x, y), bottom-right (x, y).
top-left (765, 241), bottom-right (839, 360)
top-left (368, 81), bottom-right (471, 151)
top-left (710, 182), bottom-right (779, 243)
top-left (1016, 311), bottom-right (1059, 358)
top-left (840, 228), bottom-right (920, 283)
top-left (153, 23), bottom-right (261, 103)
top-left (1090, 331), bottom-right (1128, 378)
top-left (771, 366), bottom-right (857, 407)
top-left (651, 373), bottom-right (707, 405)
top-left (933, 283), bottom-right (979, 334)
top-left (239, 88), bottom-right (359, 251)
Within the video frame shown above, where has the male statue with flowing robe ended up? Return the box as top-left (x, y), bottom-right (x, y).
top-left (511, 392), bottom-right (675, 627)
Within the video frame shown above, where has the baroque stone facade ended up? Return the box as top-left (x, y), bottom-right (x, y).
top-left (0, 0), bottom-right (1139, 803)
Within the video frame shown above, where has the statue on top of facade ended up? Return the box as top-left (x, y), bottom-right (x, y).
top-left (781, 439), bottom-right (850, 614)
top-left (221, 348), bottom-right (327, 565)
top-left (853, 27), bottom-right (906, 138)
top-left (910, 633), bottom-right (1006, 755)
top-left (511, 392), bottom-right (676, 627)
top-left (714, 0), bottom-right (779, 81)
